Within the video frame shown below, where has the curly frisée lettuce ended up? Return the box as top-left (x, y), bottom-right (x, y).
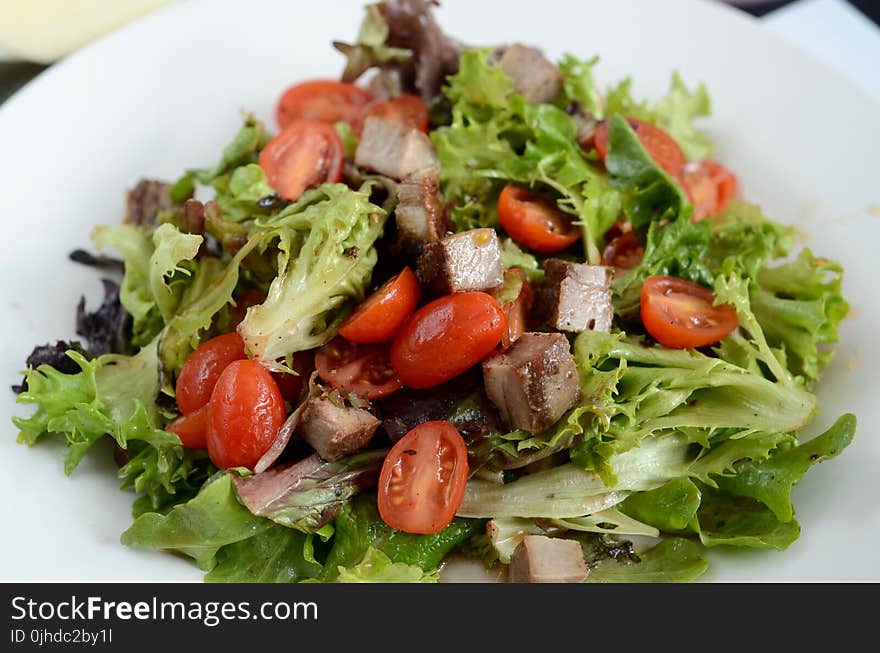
top-left (238, 184), bottom-right (387, 369)
top-left (11, 0), bottom-right (856, 585)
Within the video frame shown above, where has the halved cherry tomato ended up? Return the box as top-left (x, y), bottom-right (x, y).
top-left (338, 267), bottom-right (421, 344)
top-left (391, 292), bottom-right (507, 389)
top-left (640, 276), bottom-right (738, 349)
top-left (497, 185), bottom-right (581, 254)
top-left (681, 160), bottom-right (739, 221)
top-left (594, 118), bottom-right (685, 178)
top-left (167, 405), bottom-right (208, 450)
top-left (276, 80), bottom-right (373, 129)
top-left (377, 420), bottom-right (469, 534)
top-left (602, 231), bottom-right (645, 277)
top-left (176, 332), bottom-right (247, 415)
top-left (229, 288), bottom-right (267, 330)
top-left (315, 337), bottom-right (403, 399)
top-left (206, 359), bottom-right (286, 470)
top-left (491, 268), bottom-right (533, 350)
top-left (354, 94), bottom-right (430, 134)
top-left (259, 119), bottom-right (344, 202)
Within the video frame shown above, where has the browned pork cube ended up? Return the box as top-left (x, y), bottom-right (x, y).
top-left (498, 43), bottom-right (563, 105)
top-left (417, 228), bottom-right (504, 293)
top-left (508, 535), bottom-right (588, 583)
top-left (354, 117), bottom-right (438, 180)
top-left (297, 395), bottom-right (380, 462)
top-left (482, 332), bottom-right (581, 434)
top-left (536, 259), bottom-right (613, 332)
top-left (395, 166), bottom-right (449, 253)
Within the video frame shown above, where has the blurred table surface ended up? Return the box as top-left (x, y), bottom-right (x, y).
top-left (1, 0), bottom-right (878, 107)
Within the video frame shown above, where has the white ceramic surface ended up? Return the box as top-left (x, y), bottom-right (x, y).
top-left (1, 0), bottom-right (877, 582)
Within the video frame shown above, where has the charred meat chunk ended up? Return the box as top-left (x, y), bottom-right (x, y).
top-left (395, 165), bottom-right (449, 253)
top-left (297, 394), bottom-right (380, 462)
top-left (416, 228), bottom-right (504, 294)
top-left (535, 259), bottom-right (613, 332)
top-left (482, 332), bottom-right (581, 434)
top-left (125, 179), bottom-right (174, 227)
top-left (354, 117), bottom-right (438, 181)
top-left (508, 535), bottom-right (588, 583)
top-left (498, 44), bottom-right (563, 105)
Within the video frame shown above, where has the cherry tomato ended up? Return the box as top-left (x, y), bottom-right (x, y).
top-left (497, 185), bottom-right (581, 254)
top-left (259, 119), bottom-right (344, 202)
top-left (391, 292), bottom-right (507, 389)
top-left (176, 332), bottom-right (247, 415)
top-left (166, 405), bottom-right (208, 450)
top-left (315, 337), bottom-right (403, 399)
top-left (377, 420), bottom-right (469, 534)
top-left (228, 288), bottom-right (267, 330)
top-left (338, 267), bottom-right (422, 344)
top-left (640, 276), bottom-right (738, 349)
top-left (206, 359), bottom-right (286, 470)
top-left (681, 160), bottom-right (740, 221)
top-left (602, 231), bottom-right (645, 277)
top-left (276, 80), bottom-right (372, 129)
top-left (492, 268), bottom-right (533, 350)
top-left (354, 94), bottom-right (430, 134)
top-left (594, 118), bottom-right (685, 178)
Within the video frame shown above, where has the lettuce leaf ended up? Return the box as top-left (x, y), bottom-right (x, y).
top-left (557, 54), bottom-right (602, 116)
top-left (585, 537), bottom-right (708, 583)
top-left (321, 495), bottom-right (484, 581)
top-left (14, 338), bottom-right (208, 512)
top-left (239, 184), bottom-right (387, 369)
top-left (605, 72), bottom-right (713, 161)
top-left (335, 547), bottom-right (440, 583)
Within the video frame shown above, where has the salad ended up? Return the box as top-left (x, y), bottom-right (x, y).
top-left (11, 0), bottom-right (856, 583)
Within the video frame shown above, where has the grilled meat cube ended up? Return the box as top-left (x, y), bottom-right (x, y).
top-left (498, 43), bottom-right (563, 105)
top-left (536, 259), bottom-right (613, 332)
top-left (508, 535), bottom-right (588, 583)
top-left (354, 116), bottom-right (438, 180)
top-left (395, 165), bottom-right (449, 253)
top-left (482, 332), bottom-right (581, 434)
top-left (297, 395), bottom-right (380, 462)
top-left (416, 228), bottom-right (504, 293)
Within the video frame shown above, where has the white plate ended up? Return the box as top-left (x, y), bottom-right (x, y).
top-left (1, 0), bottom-right (877, 583)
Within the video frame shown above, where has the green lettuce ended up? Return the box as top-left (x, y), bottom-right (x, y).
top-left (433, 48), bottom-right (621, 263)
top-left (586, 537), bottom-right (708, 583)
top-left (239, 184), bottom-right (387, 369)
top-left (92, 224), bottom-right (202, 347)
top-left (557, 54), bottom-right (602, 116)
top-left (605, 72), bottom-right (713, 161)
top-left (321, 495), bottom-right (484, 581)
top-left (14, 338), bottom-right (207, 512)
top-left (335, 547), bottom-right (440, 583)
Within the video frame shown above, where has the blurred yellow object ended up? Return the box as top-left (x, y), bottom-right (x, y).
top-left (0, 0), bottom-right (171, 63)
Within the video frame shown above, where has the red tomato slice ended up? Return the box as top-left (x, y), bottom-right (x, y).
top-left (377, 420), bottom-right (469, 534)
top-left (497, 185), bottom-right (581, 254)
top-left (167, 405), bottom-right (208, 450)
top-left (602, 231), bottom-right (645, 277)
top-left (315, 337), bottom-right (403, 399)
top-left (681, 160), bottom-right (740, 221)
top-left (390, 292), bottom-right (507, 389)
top-left (259, 119), bottom-right (344, 202)
top-left (206, 360), bottom-right (286, 470)
top-left (640, 276), bottom-right (738, 349)
top-left (175, 332), bottom-right (247, 415)
top-left (276, 80), bottom-right (372, 129)
top-left (594, 117), bottom-right (685, 178)
top-left (354, 94), bottom-right (430, 134)
top-left (338, 267), bottom-right (422, 344)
